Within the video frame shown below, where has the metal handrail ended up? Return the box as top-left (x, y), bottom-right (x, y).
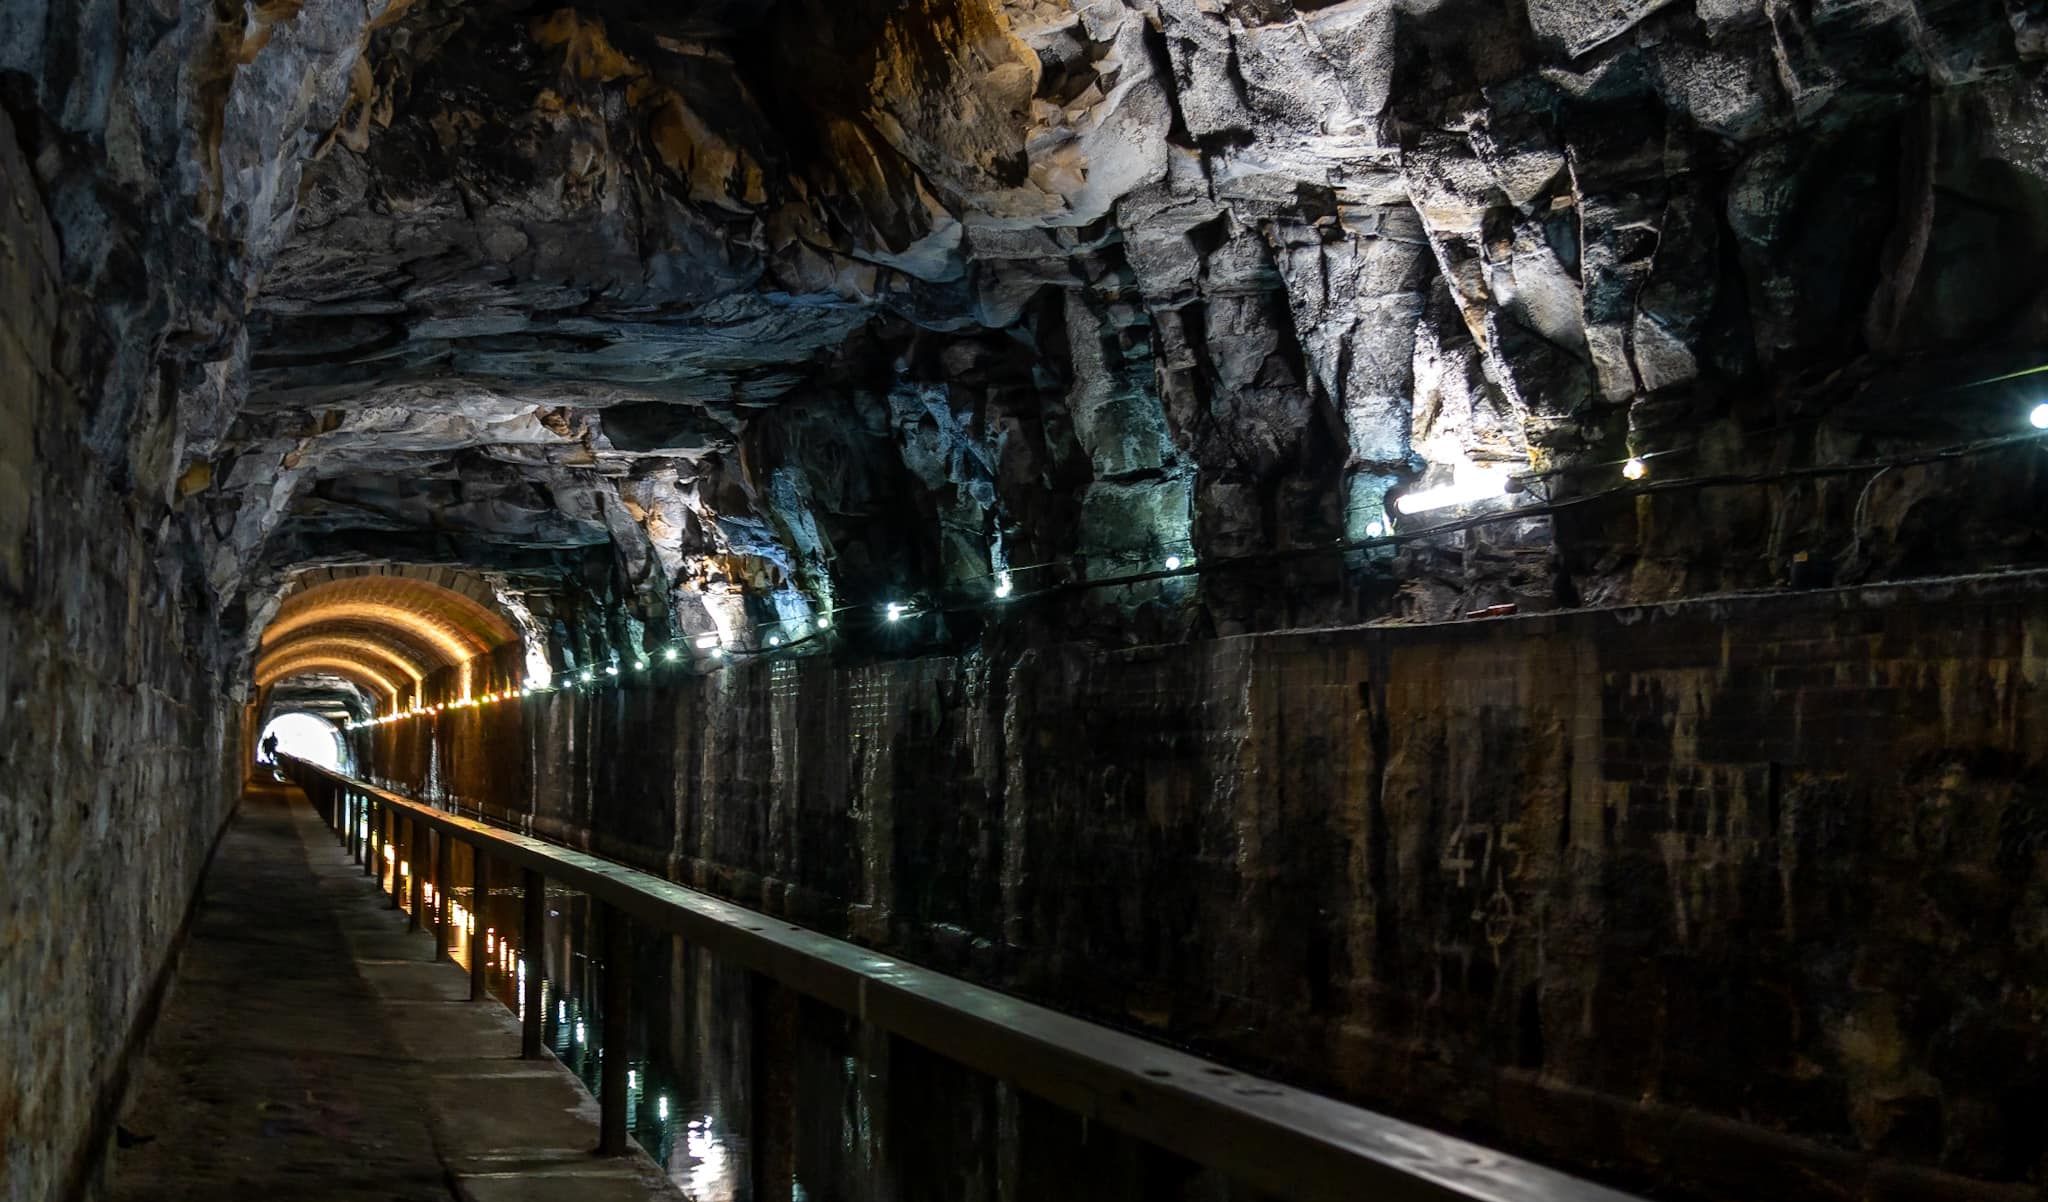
top-left (278, 755), bottom-right (1648, 1202)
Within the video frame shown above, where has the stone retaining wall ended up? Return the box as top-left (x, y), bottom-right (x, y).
top-left (0, 117), bottom-right (238, 1202)
top-left (359, 573), bottom-right (2048, 1201)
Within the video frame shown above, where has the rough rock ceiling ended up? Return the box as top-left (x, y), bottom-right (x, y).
top-left (11, 0), bottom-right (2048, 681)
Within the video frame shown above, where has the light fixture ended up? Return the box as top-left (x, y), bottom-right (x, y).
top-left (885, 602), bottom-right (905, 622)
top-left (768, 635), bottom-right (783, 647)
top-left (1392, 463), bottom-right (1514, 515)
top-left (994, 571), bottom-right (1014, 599)
top-left (604, 664), bottom-right (619, 676)
top-left (2031, 402), bottom-right (2048, 430)
top-left (694, 633), bottom-right (719, 650)
top-left (635, 660), bottom-right (648, 671)
top-left (1163, 555), bottom-right (1183, 571)
top-left (657, 1095), bottom-right (669, 1119)
top-left (663, 647), bottom-right (679, 662)
top-left (1622, 456), bottom-right (1648, 481)
top-left (707, 647), bottom-right (724, 660)
top-left (579, 670), bottom-right (594, 683)
top-left (816, 614), bottom-right (832, 629)
top-left (1364, 519), bottom-right (1388, 538)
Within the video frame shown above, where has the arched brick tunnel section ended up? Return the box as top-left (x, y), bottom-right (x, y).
top-left (253, 574), bottom-right (520, 718)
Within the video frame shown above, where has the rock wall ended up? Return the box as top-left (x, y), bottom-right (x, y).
top-left (0, 115), bottom-right (239, 1202)
top-left (120, 0), bottom-right (2048, 653)
top-left (355, 571), bottom-right (2048, 1202)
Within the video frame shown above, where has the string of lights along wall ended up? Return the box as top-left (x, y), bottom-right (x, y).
top-left (342, 402), bottom-right (2048, 732)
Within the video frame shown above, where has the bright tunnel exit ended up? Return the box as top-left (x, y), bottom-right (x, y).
top-left (258, 712), bottom-right (344, 772)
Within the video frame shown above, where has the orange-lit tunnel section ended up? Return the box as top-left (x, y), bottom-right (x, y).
top-left (253, 572), bottom-right (521, 726)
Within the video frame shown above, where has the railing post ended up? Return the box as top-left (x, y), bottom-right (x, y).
top-left (365, 799), bottom-right (378, 879)
top-left (388, 809), bottom-right (403, 910)
top-left (469, 848), bottom-right (489, 1001)
top-left (435, 828), bottom-right (454, 961)
top-left (749, 975), bottom-right (798, 1202)
top-left (597, 902), bottom-right (631, 1156)
top-left (408, 817), bottom-right (425, 932)
top-left (521, 868), bottom-right (546, 1058)
top-left (353, 793), bottom-right (365, 865)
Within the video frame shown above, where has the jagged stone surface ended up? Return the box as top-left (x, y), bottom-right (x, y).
top-left (10, 0), bottom-right (2048, 662)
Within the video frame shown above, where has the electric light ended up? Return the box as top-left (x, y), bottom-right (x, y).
top-left (635, 660), bottom-right (648, 671)
top-left (1163, 555), bottom-right (1183, 571)
top-left (994, 572), bottom-right (1014, 599)
top-left (663, 647), bottom-right (679, 661)
top-left (1365, 519), bottom-right (1387, 538)
top-left (657, 1095), bottom-right (669, 1119)
top-left (575, 1022), bottom-right (586, 1044)
top-left (1392, 463), bottom-right (1514, 515)
top-left (816, 614), bottom-right (832, 629)
top-left (628, 1070), bottom-right (639, 1089)
top-left (885, 602), bottom-right (905, 622)
top-left (1623, 456), bottom-right (1648, 481)
top-left (2031, 402), bottom-right (2048, 430)
top-left (768, 635), bottom-right (783, 647)
top-left (604, 664), bottom-right (619, 676)
top-left (695, 633), bottom-right (720, 650)
top-left (579, 670), bottom-right (594, 683)
top-left (707, 647), bottom-right (725, 660)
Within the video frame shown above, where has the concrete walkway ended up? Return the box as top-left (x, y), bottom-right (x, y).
top-left (107, 778), bottom-right (680, 1202)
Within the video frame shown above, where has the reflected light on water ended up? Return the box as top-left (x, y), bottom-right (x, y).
top-left (678, 1116), bottom-right (734, 1202)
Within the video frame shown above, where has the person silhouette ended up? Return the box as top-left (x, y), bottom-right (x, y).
top-left (261, 732), bottom-right (280, 763)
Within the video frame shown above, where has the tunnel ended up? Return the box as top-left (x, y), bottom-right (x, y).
top-left (4, 1), bottom-right (2047, 1200)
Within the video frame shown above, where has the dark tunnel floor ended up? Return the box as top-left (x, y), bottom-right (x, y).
top-left (105, 779), bottom-right (679, 1202)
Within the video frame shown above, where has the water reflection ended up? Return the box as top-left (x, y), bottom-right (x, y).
top-left (377, 839), bottom-right (1252, 1202)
